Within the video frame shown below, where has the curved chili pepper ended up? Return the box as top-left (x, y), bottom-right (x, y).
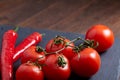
top-left (0, 32), bottom-right (43, 73)
top-left (1, 29), bottom-right (18, 80)
top-left (13, 32), bottom-right (43, 62)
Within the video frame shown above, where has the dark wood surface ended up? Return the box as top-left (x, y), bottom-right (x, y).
top-left (0, 0), bottom-right (120, 38)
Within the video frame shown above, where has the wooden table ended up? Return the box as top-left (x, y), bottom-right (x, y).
top-left (0, 0), bottom-right (120, 38)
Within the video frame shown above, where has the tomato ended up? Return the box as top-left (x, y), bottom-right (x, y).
top-left (70, 48), bottom-right (101, 77)
top-left (43, 54), bottom-right (71, 80)
top-left (85, 24), bottom-right (114, 52)
top-left (62, 45), bottom-right (75, 60)
top-left (21, 46), bottom-right (46, 64)
top-left (45, 36), bottom-right (74, 60)
top-left (16, 62), bottom-right (44, 80)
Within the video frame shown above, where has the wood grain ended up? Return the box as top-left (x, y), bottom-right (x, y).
top-left (0, 0), bottom-right (120, 38)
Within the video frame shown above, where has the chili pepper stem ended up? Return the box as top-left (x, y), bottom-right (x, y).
top-left (14, 26), bottom-right (19, 32)
top-left (41, 33), bottom-right (45, 36)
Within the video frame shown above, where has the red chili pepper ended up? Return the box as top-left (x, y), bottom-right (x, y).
top-left (0, 32), bottom-right (43, 73)
top-left (13, 32), bottom-right (43, 62)
top-left (1, 29), bottom-right (18, 80)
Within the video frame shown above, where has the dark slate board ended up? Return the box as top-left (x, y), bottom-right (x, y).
top-left (0, 25), bottom-right (120, 80)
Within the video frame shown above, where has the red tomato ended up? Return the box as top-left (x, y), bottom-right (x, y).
top-left (21, 46), bottom-right (46, 64)
top-left (85, 24), bottom-right (114, 52)
top-left (71, 48), bottom-right (101, 77)
top-left (16, 62), bottom-right (44, 80)
top-left (43, 54), bottom-right (71, 80)
top-left (45, 36), bottom-right (74, 60)
top-left (62, 46), bottom-right (75, 60)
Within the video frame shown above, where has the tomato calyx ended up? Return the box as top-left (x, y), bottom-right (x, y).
top-left (57, 56), bottom-right (66, 68)
top-left (83, 39), bottom-right (99, 49)
top-left (53, 35), bottom-right (65, 45)
top-left (72, 38), bottom-right (99, 58)
top-left (36, 46), bottom-right (44, 52)
top-left (73, 38), bottom-right (99, 52)
top-left (35, 46), bottom-right (48, 56)
top-left (26, 60), bottom-right (45, 70)
top-left (49, 37), bottom-right (81, 54)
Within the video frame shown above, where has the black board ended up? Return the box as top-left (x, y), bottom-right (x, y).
top-left (0, 25), bottom-right (120, 80)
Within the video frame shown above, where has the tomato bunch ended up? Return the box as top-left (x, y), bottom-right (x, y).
top-left (15, 24), bottom-right (114, 80)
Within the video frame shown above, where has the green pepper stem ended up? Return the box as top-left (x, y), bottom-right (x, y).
top-left (14, 26), bottom-right (19, 32)
top-left (41, 33), bottom-right (45, 36)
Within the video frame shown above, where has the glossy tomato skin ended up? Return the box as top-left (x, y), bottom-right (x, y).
top-left (85, 24), bottom-right (114, 52)
top-left (45, 38), bottom-right (74, 60)
top-left (16, 63), bottom-right (44, 80)
top-left (43, 54), bottom-right (71, 80)
top-left (21, 46), bottom-right (46, 64)
top-left (62, 46), bottom-right (75, 60)
top-left (71, 48), bottom-right (101, 77)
